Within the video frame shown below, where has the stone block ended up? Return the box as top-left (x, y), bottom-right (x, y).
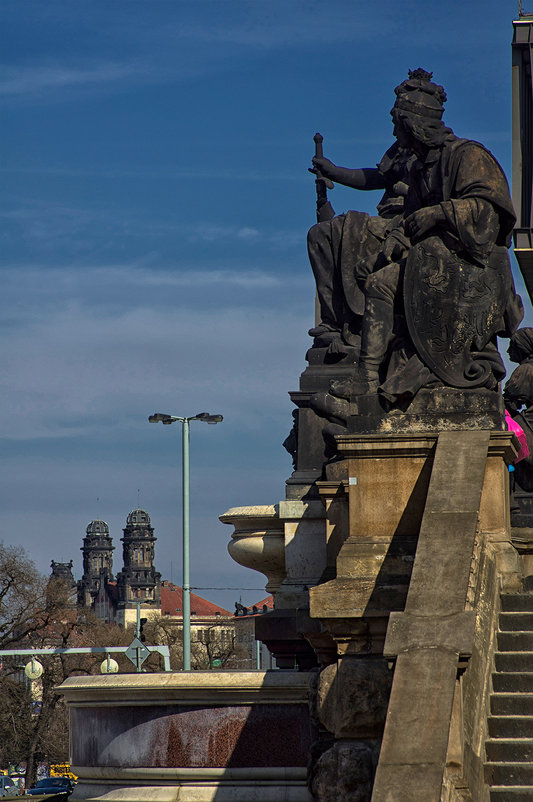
top-left (276, 500), bottom-right (327, 608)
top-left (309, 739), bottom-right (379, 802)
top-left (383, 610), bottom-right (475, 658)
top-left (316, 658), bottom-right (392, 738)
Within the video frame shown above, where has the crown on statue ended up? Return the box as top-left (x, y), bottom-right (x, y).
top-left (394, 68), bottom-right (447, 119)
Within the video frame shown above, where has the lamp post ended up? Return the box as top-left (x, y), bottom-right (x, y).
top-left (149, 411), bottom-right (223, 670)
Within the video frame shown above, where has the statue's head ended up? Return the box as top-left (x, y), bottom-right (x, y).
top-left (509, 328), bottom-right (533, 364)
top-left (391, 69), bottom-right (450, 148)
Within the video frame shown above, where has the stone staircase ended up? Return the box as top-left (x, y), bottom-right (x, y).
top-left (486, 592), bottom-right (533, 800)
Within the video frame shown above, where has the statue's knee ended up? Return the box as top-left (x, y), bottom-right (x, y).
top-left (365, 269), bottom-right (397, 303)
top-left (307, 221), bottom-right (329, 249)
top-left (364, 273), bottom-right (381, 294)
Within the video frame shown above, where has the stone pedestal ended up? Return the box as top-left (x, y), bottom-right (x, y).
top-left (305, 434), bottom-right (435, 799)
top-left (222, 365), bottom-right (523, 801)
top-left (285, 345), bottom-right (359, 500)
top-left (306, 430), bottom-right (520, 802)
top-left (59, 672), bottom-right (314, 802)
top-left (275, 500), bottom-right (327, 609)
top-left (310, 434), bottom-right (435, 634)
top-left (347, 388), bottom-right (506, 436)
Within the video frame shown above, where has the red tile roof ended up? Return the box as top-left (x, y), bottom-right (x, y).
top-left (160, 581), bottom-right (232, 617)
top-left (251, 596), bottom-right (274, 610)
top-left (234, 595), bottom-right (274, 617)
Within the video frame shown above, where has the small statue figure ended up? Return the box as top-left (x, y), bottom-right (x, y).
top-left (504, 328), bottom-right (533, 416)
top-left (308, 69), bottom-right (523, 412)
top-left (504, 329), bottom-right (533, 505)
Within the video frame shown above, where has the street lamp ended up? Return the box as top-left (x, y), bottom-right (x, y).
top-left (149, 411), bottom-right (223, 670)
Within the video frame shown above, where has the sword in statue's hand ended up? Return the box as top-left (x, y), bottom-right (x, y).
top-left (309, 132), bottom-right (335, 222)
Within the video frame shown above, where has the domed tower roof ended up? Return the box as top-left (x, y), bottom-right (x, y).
top-left (126, 508), bottom-right (151, 526)
top-left (86, 519), bottom-right (110, 535)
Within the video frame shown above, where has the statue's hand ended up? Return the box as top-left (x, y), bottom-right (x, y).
top-left (404, 206), bottom-right (445, 241)
top-left (311, 156), bottom-right (335, 178)
top-left (392, 180), bottom-right (409, 197)
top-left (382, 230), bottom-right (409, 262)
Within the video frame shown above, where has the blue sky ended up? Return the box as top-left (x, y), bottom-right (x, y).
top-left (1, 0), bottom-right (530, 610)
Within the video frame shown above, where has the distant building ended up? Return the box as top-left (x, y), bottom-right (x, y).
top-left (49, 560), bottom-right (77, 606)
top-left (56, 508), bottom-right (274, 667)
top-left (73, 509), bottom-right (235, 637)
top-left (234, 596), bottom-right (274, 669)
top-left (115, 509), bottom-right (161, 627)
top-left (77, 519), bottom-right (114, 608)
top-left (158, 580), bottom-right (236, 668)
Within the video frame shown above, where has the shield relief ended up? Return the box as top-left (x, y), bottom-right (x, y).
top-left (403, 235), bottom-right (507, 387)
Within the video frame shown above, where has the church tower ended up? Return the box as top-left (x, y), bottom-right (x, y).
top-left (116, 508), bottom-right (161, 625)
top-left (77, 519), bottom-right (115, 608)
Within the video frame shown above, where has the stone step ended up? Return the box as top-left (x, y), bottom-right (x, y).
top-left (498, 632), bottom-right (533, 651)
top-left (486, 738), bottom-right (533, 762)
top-left (499, 612), bottom-right (533, 631)
top-left (491, 787), bottom-right (533, 801)
top-left (486, 761), bottom-right (533, 785)
top-left (492, 673), bottom-right (533, 692)
top-left (501, 594), bottom-right (533, 612)
top-left (495, 652), bottom-right (533, 672)
top-left (491, 694), bottom-right (533, 716)
top-left (489, 716), bottom-right (533, 738)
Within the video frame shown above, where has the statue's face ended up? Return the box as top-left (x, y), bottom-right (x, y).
top-left (391, 109), bottom-right (411, 147)
top-left (508, 341), bottom-right (523, 364)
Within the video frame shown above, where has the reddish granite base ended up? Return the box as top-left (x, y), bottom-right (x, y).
top-left (71, 702), bottom-right (313, 769)
top-left (59, 672), bottom-right (314, 802)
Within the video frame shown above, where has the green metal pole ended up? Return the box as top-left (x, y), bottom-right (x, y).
top-left (182, 418), bottom-right (191, 671)
top-left (135, 601), bottom-right (142, 673)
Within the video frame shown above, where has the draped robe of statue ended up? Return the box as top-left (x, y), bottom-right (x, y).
top-left (364, 133), bottom-right (524, 401)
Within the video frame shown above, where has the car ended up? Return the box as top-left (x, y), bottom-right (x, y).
top-left (26, 778), bottom-right (74, 797)
top-left (0, 777), bottom-right (17, 797)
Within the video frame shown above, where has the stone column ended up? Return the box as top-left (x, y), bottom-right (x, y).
top-left (307, 434), bottom-right (436, 801)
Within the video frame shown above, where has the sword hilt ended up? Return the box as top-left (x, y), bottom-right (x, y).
top-left (314, 132), bottom-right (324, 159)
top-left (313, 132), bottom-right (334, 190)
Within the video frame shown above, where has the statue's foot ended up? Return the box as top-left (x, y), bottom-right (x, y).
top-left (310, 392), bottom-right (351, 426)
top-left (326, 337), bottom-right (348, 356)
top-left (330, 372), bottom-right (379, 399)
top-left (308, 322), bottom-right (340, 338)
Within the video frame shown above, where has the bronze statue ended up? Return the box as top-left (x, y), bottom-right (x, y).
top-left (308, 69), bottom-right (523, 412)
top-left (307, 132), bottom-right (415, 355)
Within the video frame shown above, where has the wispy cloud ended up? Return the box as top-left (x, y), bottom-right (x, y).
top-left (0, 62), bottom-right (145, 97)
top-left (0, 262), bottom-right (312, 441)
top-left (186, 223), bottom-right (260, 243)
top-left (0, 165), bottom-right (306, 182)
top-left (0, 303), bottom-right (309, 439)
top-left (0, 200), bottom-right (304, 257)
top-left (1, 263), bottom-right (304, 293)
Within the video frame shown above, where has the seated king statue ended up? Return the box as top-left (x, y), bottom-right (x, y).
top-left (308, 69), bottom-right (524, 411)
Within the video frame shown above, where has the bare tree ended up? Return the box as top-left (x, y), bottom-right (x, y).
top-left (0, 543), bottom-right (135, 787)
top-left (0, 542), bottom-right (58, 650)
top-left (143, 614), bottom-right (246, 670)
